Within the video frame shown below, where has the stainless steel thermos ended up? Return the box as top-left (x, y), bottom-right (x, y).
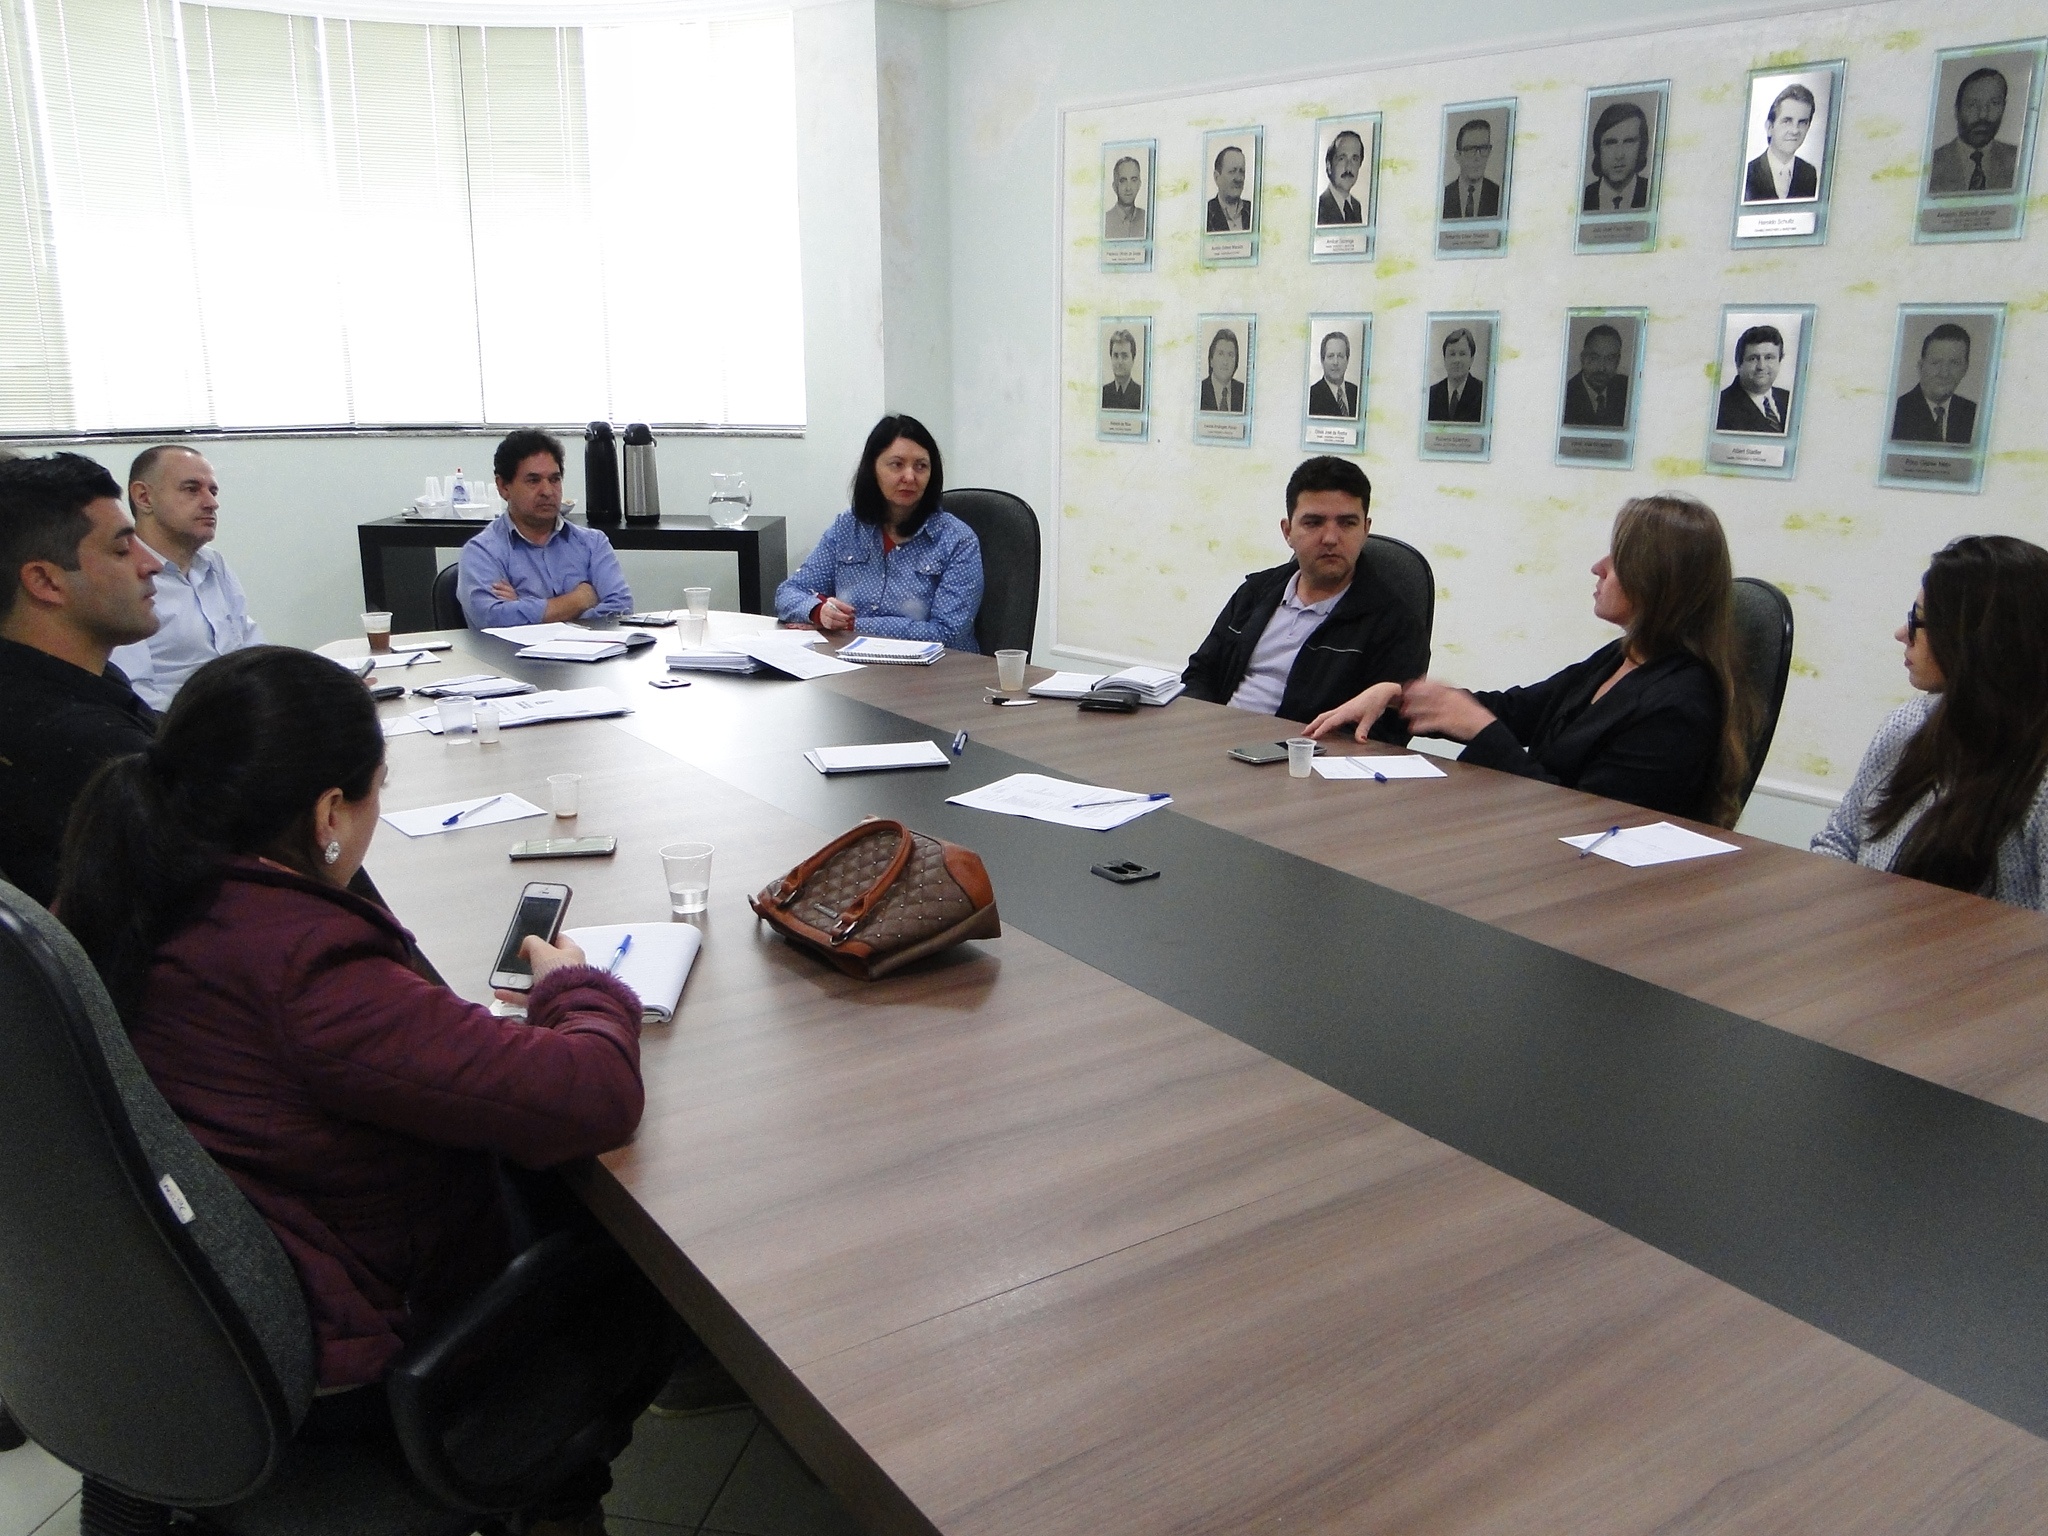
top-left (622, 422), bottom-right (660, 524)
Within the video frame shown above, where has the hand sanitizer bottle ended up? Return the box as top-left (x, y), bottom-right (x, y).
top-left (450, 468), bottom-right (469, 505)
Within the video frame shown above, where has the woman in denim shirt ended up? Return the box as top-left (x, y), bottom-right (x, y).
top-left (775, 414), bottom-right (984, 651)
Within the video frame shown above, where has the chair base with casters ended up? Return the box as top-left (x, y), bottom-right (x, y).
top-left (0, 880), bottom-right (681, 1536)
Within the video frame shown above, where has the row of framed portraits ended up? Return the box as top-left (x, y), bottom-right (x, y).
top-left (1093, 303), bottom-right (2006, 494)
top-left (1100, 37), bottom-right (2045, 270)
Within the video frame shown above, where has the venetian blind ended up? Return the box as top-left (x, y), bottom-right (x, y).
top-left (0, 0), bottom-right (804, 433)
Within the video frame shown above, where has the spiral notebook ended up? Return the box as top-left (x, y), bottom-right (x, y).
top-left (837, 636), bottom-right (945, 665)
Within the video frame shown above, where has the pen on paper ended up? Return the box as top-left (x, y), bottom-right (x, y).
top-left (1069, 791), bottom-right (1170, 808)
top-left (400, 651), bottom-right (429, 667)
top-left (606, 933), bottom-right (633, 974)
top-left (1372, 770), bottom-right (1387, 783)
top-left (442, 794), bottom-right (506, 827)
top-left (1579, 825), bottom-right (1623, 859)
top-left (951, 730), bottom-right (968, 756)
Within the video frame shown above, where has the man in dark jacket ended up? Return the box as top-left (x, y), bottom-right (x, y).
top-left (1181, 457), bottom-right (1429, 743)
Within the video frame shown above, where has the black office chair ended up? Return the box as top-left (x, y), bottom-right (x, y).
top-left (430, 562), bottom-right (465, 631)
top-left (1730, 577), bottom-right (1795, 809)
top-left (0, 879), bottom-right (679, 1536)
top-left (1360, 534), bottom-right (1435, 647)
top-left (940, 488), bottom-right (1041, 654)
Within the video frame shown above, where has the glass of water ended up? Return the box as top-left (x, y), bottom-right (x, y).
top-left (661, 842), bottom-right (714, 915)
top-left (708, 472), bottom-right (751, 529)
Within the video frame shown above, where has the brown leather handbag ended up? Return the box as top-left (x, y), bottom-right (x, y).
top-left (750, 818), bottom-right (1001, 979)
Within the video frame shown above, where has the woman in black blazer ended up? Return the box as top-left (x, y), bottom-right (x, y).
top-left (1306, 494), bottom-right (1752, 826)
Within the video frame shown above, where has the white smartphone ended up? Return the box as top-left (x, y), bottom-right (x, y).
top-left (488, 882), bottom-right (572, 992)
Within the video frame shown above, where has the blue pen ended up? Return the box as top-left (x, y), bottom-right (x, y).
top-left (1372, 770), bottom-right (1388, 784)
top-left (1579, 824), bottom-right (1623, 859)
top-left (441, 793), bottom-right (506, 827)
top-left (606, 933), bottom-right (633, 974)
top-left (951, 730), bottom-right (968, 756)
top-left (1069, 791), bottom-right (1170, 807)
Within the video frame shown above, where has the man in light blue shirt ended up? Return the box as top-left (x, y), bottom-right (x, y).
top-left (108, 445), bottom-right (263, 710)
top-left (458, 429), bottom-right (632, 629)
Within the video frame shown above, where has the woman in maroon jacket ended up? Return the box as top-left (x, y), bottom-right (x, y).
top-left (57, 645), bottom-right (645, 1533)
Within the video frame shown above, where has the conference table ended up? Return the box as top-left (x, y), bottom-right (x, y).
top-left (352, 621), bottom-right (2048, 1534)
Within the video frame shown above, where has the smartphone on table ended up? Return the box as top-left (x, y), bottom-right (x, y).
top-left (509, 837), bottom-right (617, 860)
top-left (489, 882), bottom-right (572, 992)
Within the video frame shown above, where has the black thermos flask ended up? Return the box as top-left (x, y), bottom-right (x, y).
top-left (584, 421), bottom-right (622, 526)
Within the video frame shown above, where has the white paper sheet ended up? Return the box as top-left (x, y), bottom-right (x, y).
top-left (1310, 754), bottom-right (1448, 781)
top-left (562, 923), bottom-right (701, 1023)
top-left (1560, 821), bottom-right (1742, 867)
top-left (410, 688), bottom-right (629, 733)
top-left (381, 793), bottom-right (546, 837)
top-left (743, 636), bottom-right (863, 678)
top-left (367, 650), bottom-right (441, 670)
top-left (805, 741), bottom-right (951, 773)
top-left (947, 772), bottom-right (1171, 831)
top-left (381, 713), bottom-right (430, 738)
top-left (515, 639), bottom-right (626, 662)
top-left (482, 621), bottom-right (606, 645)
top-left (1026, 671), bottom-right (1105, 699)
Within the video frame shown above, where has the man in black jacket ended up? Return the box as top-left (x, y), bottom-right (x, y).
top-left (1181, 457), bottom-right (1428, 742)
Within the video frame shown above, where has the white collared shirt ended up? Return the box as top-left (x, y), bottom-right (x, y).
top-left (107, 541), bottom-right (264, 710)
top-left (1766, 149), bottom-right (1798, 198)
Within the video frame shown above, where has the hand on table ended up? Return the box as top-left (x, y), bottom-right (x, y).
top-left (1305, 681), bottom-right (1404, 743)
top-left (1398, 678), bottom-right (1496, 743)
top-left (491, 934), bottom-right (589, 1005)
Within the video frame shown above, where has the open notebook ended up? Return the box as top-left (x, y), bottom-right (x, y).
top-left (560, 923), bottom-right (702, 1024)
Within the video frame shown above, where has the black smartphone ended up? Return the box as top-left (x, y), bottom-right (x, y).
top-left (1228, 740), bottom-right (1319, 765)
top-left (509, 837), bottom-right (617, 860)
top-left (489, 882), bottom-right (572, 991)
top-left (623, 612), bottom-right (677, 627)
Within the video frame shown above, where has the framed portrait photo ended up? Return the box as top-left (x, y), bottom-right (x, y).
top-left (1878, 304), bottom-right (2005, 494)
top-left (1555, 309), bottom-right (1647, 469)
top-left (1434, 99), bottom-right (1516, 258)
top-left (1575, 82), bottom-right (1668, 254)
top-left (1310, 114), bottom-right (1380, 263)
top-left (1705, 304), bottom-right (1814, 479)
top-left (1100, 139), bottom-right (1156, 272)
top-left (1097, 316), bottom-right (1152, 443)
top-left (1731, 61), bottom-right (1844, 248)
top-left (1200, 127), bottom-right (1263, 267)
top-left (1419, 312), bottom-right (1496, 461)
top-left (1194, 313), bottom-right (1257, 448)
top-left (1914, 40), bottom-right (2044, 244)
top-left (1301, 313), bottom-right (1371, 454)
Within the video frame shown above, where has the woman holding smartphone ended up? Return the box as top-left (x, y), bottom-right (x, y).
top-left (56, 646), bottom-right (643, 1534)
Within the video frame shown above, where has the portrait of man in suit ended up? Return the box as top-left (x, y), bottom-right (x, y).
top-left (1307, 331), bottom-right (1360, 419)
top-left (1200, 327), bottom-right (1247, 414)
top-left (1928, 65), bottom-right (2020, 196)
top-left (1716, 324), bottom-right (1793, 435)
top-left (1206, 144), bottom-right (1254, 233)
top-left (1890, 323), bottom-right (1979, 446)
top-left (1442, 118), bottom-right (1502, 219)
top-left (1101, 328), bottom-right (1144, 412)
top-left (1104, 154), bottom-right (1148, 240)
top-left (1561, 323), bottom-right (1631, 429)
top-left (1582, 100), bottom-right (1652, 213)
top-left (1742, 81), bottom-right (1821, 203)
top-left (1317, 129), bottom-right (1368, 226)
top-left (1427, 328), bottom-right (1485, 423)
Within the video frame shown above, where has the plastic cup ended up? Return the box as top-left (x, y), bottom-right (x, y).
top-left (437, 696), bottom-right (475, 741)
top-left (362, 611), bottom-right (393, 655)
top-left (548, 773), bottom-right (581, 817)
top-left (661, 842), bottom-right (713, 915)
top-left (995, 649), bottom-right (1028, 692)
top-left (678, 613), bottom-right (707, 648)
top-left (475, 702), bottom-right (500, 744)
top-left (683, 586), bottom-right (711, 619)
top-left (1286, 737), bottom-right (1315, 778)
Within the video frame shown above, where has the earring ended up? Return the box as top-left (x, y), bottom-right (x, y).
top-left (324, 841), bottom-right (342, 865)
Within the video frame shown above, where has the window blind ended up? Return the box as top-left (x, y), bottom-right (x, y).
top-left (2, 0), bottom-right (804, 433)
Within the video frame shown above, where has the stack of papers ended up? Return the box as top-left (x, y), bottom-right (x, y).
top-left (804, 741), bottom-right (951, 774)
top-left (408, 687), bottom-right (630, 732)
top-left (837, 636), bottom-right (944, 665)
top-left (413, 674), bottom-right (537, 700)
top-left (381, 793), bottom-right (545, 837)
top-left (562, 923), bottom-right (701, 1024)
top-left (483, 621), bottom-right (607, 646)
top-left (947, 772), bottom-right (1171, 830)
top-left (1309, 754), bottom-right (1448, 781)
top-left (1027, 667), bottom-right (1183, 706)
top-left (668, 649), bottom-right (761, 674)
top-left (744, 637), bottom-right (862, 678)
top-left (1561, 822), bottom-right (1742, 867)
top-left (516, 638), bottom-right (628, 663)
top-left (1027, 671), bottom-right (1104, 699)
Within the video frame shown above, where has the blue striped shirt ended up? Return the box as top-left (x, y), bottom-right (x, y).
top-left (775, 510), bottom-right (983, 652)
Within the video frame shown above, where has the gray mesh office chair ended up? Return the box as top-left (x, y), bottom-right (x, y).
top-left (940, 489), bottom-right (1041, 654)
top-left (1360, 534), bottom-right (1435, 648)
top-left (1731, 577), bottom-right (1795, 808)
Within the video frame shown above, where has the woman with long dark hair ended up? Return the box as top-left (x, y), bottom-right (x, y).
top-left (56, 646), bottom-right (645, 1531)
top-left (1307, 494), bottom-right (1752, 826)
top-left (1814, 536), bottom-right (2048, 906)
top-left (773, 413), bottom-right (984, 650)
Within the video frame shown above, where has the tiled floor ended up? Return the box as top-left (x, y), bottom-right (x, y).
top-left (0, 1406), bottom-right (862, 1536)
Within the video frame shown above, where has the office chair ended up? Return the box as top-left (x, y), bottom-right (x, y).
top-left (430, 563), bottom-right (465, 631)
top-left (1731, 576), bottom-right (1795, 809)
top-left (1360, 534), bottom-right (1435, 647)
top-left (940, 489), bottom-right (1041, 654)
top-left (0, 879), bottom-right (680, 1536)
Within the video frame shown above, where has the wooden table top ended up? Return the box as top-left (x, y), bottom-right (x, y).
top-left (359, 632), bottom-right (2048, 1534)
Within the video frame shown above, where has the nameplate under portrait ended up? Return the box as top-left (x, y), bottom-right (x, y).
top-left (1419, 312), bottom-right (1497, 462)
top-left (1574, 82), bottom-right (1668, 255)
top-left (1199, 127), bottom-right (1263, 267)
top-left (1913, 40), bottom-right (2043, 246)
top-left (1194, 313), bottom-right (1257, 448)
top-left (1555, 309), bottom-right (1646, 470)
top-left (1100, 139), bottom-right (1157, 272)
top-left (1878, 304), bottom-right (2005, 495)
top-left (1097, 316), bottom-right (1153, 444)
top-left (1309, 114), bottom-right (1380, 263)
top-left (1300, 313), bottom-right (1371, 455)
top-left (1704, 304), bottom-right (1814, 480)
top-left (1434, 99), bottom-right (1515, 259)
top-left (1730, 61), bottom-right (1844, 249)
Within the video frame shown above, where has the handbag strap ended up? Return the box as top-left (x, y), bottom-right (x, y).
top-left (761, 819), bottom-right (914, 943)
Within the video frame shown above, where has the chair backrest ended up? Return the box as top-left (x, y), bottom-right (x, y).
top-left (431, 562), bottom-right (465, 631)
top-left (940, 488), bottom-right (1041, 655)
top-left (1730, 576), bottom-right (1795, 807)
top-left (0, 882), bottom-right (313, 1506)
top-left (1360, 534), bottom-right (1435, 648)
